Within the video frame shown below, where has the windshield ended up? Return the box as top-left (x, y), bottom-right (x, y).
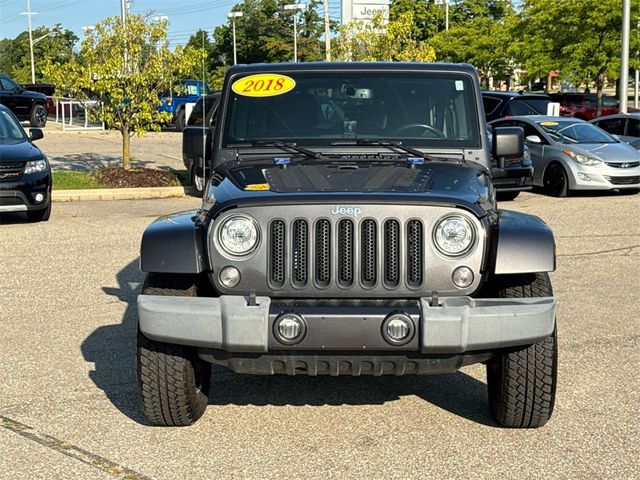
top-left (536, 120), bottom-right (616, 144)
top-left (222, 71), bottom-right (480, 148)
top-left (0, 109), bottom-right (25, 140)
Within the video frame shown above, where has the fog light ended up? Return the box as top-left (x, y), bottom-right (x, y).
top-left (274, 313), bottom-right (306, 345)
top-left (219, 266), bottom-right (241, 288)
top-left (381, 313), bottom-right (415, 346)
top-left (577, 172), bottom-right (591, 181)
top-left (34, 193), bottom-right (44, 203)
top-left (452, 266), bottom-right (474, 288)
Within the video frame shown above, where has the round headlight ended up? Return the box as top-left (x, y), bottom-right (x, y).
top-left (434, 215), bottom-right (475, 256)
top-left (218, 215), bottom-right (259, 256)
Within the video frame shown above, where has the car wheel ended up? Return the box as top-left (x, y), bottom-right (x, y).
top-left (26, 202), bottom-right (51, 222)
top-left (175, 108), bottom-right (186, 132)
top-left (543, 163), bottom-right (569, 197)
top-left (496, 191), bottom-right (520, 201)
top-left (30, 104), bottom-right (47, 127)
top-left (486, 272), bottom-right (557, 428)
top-left (190, 164), bottom-right (205, 197)
top-left (137, 273), bottom-right (211, 426)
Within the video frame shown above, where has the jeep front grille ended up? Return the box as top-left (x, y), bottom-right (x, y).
top-left (268, 217), bottom-right (425, 291)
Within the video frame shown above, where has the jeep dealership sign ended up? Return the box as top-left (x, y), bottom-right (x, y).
top-left (341, 0), bottom-right (389, 24)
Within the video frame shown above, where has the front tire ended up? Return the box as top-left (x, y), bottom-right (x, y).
top-left (486, 273), bottom-right (558, 428)
top-left (496, 191), bottom-right (520, 201)
top-left (30, 104), bottom-right (47, 127)
top-left (174, 108), bottom-right (186, 132)
top-left (190, 164), bottom-right (205, 197)
top-left (137, 273), bottom-right (211, 426)
top-left (543, 163), bottom-right (569, 197)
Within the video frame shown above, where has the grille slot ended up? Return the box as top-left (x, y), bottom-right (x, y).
top-left (360, 219), bottom-right (377, 287)
top-left (292, 220), bottom-right (308, 287)
top-left (407, 220), bottom-right (423, 288)
top-left (338, 219), bottom-right (354, 287)
top-left (315, 220), bottom-right (331, 287)
top-left (384, 220), bottom-right (400, 287)
top-left (267, 216), bottom-right (429, 292)
top-left (270, 220), bottom-right (286, 288)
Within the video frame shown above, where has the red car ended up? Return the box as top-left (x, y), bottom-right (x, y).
top-left (549, 93), bottom-right (639, 120)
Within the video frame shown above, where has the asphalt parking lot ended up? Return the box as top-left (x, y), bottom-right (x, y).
top-left (0, 191), bottom-right (638, 480)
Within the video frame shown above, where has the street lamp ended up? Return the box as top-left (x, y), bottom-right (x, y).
top-left (620, 0), bottom-right (631, 113)
top-left (227, 11), bottom-right (243, 65)
top-left (435, 0), bottom-right (449, 31)
top-left (284, 3), bottom-right (306, 63)
top-left (20, 0), bottom-right (37, 84)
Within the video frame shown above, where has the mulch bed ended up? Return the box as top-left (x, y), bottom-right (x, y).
top-left (94, 168), bottom-right (181, 188)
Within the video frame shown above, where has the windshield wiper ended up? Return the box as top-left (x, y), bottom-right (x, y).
top-left (228, 141), bottom-right (329, 161)
top-left (330, 139), bottom-right (449, 163)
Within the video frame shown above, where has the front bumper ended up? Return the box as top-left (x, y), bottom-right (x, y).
top-left (567, 163), bottom-right (640, 190)
top-left (138, 294), bottom-right (556, 356)
top-left (0, 171), bottom-right (51, 212)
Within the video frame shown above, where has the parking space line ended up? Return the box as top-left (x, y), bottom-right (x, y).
top-left (0, 415), bottom-right (152, 480)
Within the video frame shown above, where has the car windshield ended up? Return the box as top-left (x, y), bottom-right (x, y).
top-left (222, 71), bottom-right (480, 148)
top-left (0, 109), bottom-right (25, 140)
top-left (536, 120), bottom-right (616, 144)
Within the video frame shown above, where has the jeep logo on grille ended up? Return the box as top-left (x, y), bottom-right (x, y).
top-left (331, 206), bottom-right (362, 217)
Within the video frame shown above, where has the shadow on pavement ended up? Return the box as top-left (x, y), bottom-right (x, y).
top-left (84, 258), bottom-right (496, 427)
top-left (0, 212), bottom-right (34, 225)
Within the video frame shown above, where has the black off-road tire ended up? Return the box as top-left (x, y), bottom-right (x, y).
top-left (487, 272), bottom-right (557, 428)
top-left (496, 191), bottom-right (520, 201)
top-left (137, 273), bottom-right (211, 426)
top-left (190, 163), bottom-right (205, 197)
top-left (174, 108), bottom-right (186, 132)
top-left (30, 104), bottom-right (47, 127)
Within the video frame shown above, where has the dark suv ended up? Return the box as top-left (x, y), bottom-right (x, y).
top-left (482, 91), bottom-right (552, 122)
top-left (0, 105), bottom-right (51, 221)
top-left (136, 63), bottom-right (558, 429)
top-left (0, 75), bottom-right (48, 127)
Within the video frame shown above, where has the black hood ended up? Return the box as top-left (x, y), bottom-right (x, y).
top-left (208, 161), bottom-right (493, 217)
top-left (0, 138), bottom-right (45, 163)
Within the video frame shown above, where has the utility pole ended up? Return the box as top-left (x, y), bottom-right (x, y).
top-left (435, 0), bottom-right (449, 31)
top-left (323, 0), bottom-right (331, 61)
top-left (20, 0), bottom-right (37, 84)
top-left (620, 0), bottom-right (630, 113)
top-left (635, 9), bottom-right (639, 108)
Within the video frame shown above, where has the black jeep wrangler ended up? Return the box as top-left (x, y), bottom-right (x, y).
top-left (137, 63), bottom-right (558, 428)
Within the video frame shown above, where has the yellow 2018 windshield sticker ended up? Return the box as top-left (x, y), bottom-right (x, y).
top-left (232, 74), bottom-right (296, 97)
top-left (540, 121), bottom-right (559, 126)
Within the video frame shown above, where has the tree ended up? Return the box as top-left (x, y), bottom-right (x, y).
top-left (333, 11), bottom-right (436, 62)
top-left (0, 24), bottom-right (77, 83)
top-left (513, 0), bottom-right (640, 114)
top-left (211, 0), bottom-right (326, 65)
top-left (390, 0), bottom-right (446, 41)
top-left (429, 11), bottom-right (517, 88)
top-left (44, 15), bottom-right (200, 169)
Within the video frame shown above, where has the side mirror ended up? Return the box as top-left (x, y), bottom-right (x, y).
top-left (525, 134), bottom-right (543, 144)
top-left (493, 126), bottom-right (524, 168)
top-left (29, 128), bottom-right (44, 141)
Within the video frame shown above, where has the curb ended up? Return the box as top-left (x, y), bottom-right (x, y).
top-left (52, 186), bottom-right (194, 202)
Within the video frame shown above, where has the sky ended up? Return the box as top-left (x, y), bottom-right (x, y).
top-left (0, 0), bottom-right (343, 47)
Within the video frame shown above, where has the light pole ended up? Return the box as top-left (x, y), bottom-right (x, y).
top-left (20, 0), bottom-right (37, 84)
top-left (228, 11), bottom-right (243, 65)
top-left (620, 0), bottom-right (630, 113)
top-left (435, 0), bottom-right (449, 31)
top-left (284, 3), bottom-right (306, 63)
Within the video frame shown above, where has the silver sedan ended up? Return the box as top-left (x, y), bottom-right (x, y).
top-left (490, 116), bottom-right (640, 196)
